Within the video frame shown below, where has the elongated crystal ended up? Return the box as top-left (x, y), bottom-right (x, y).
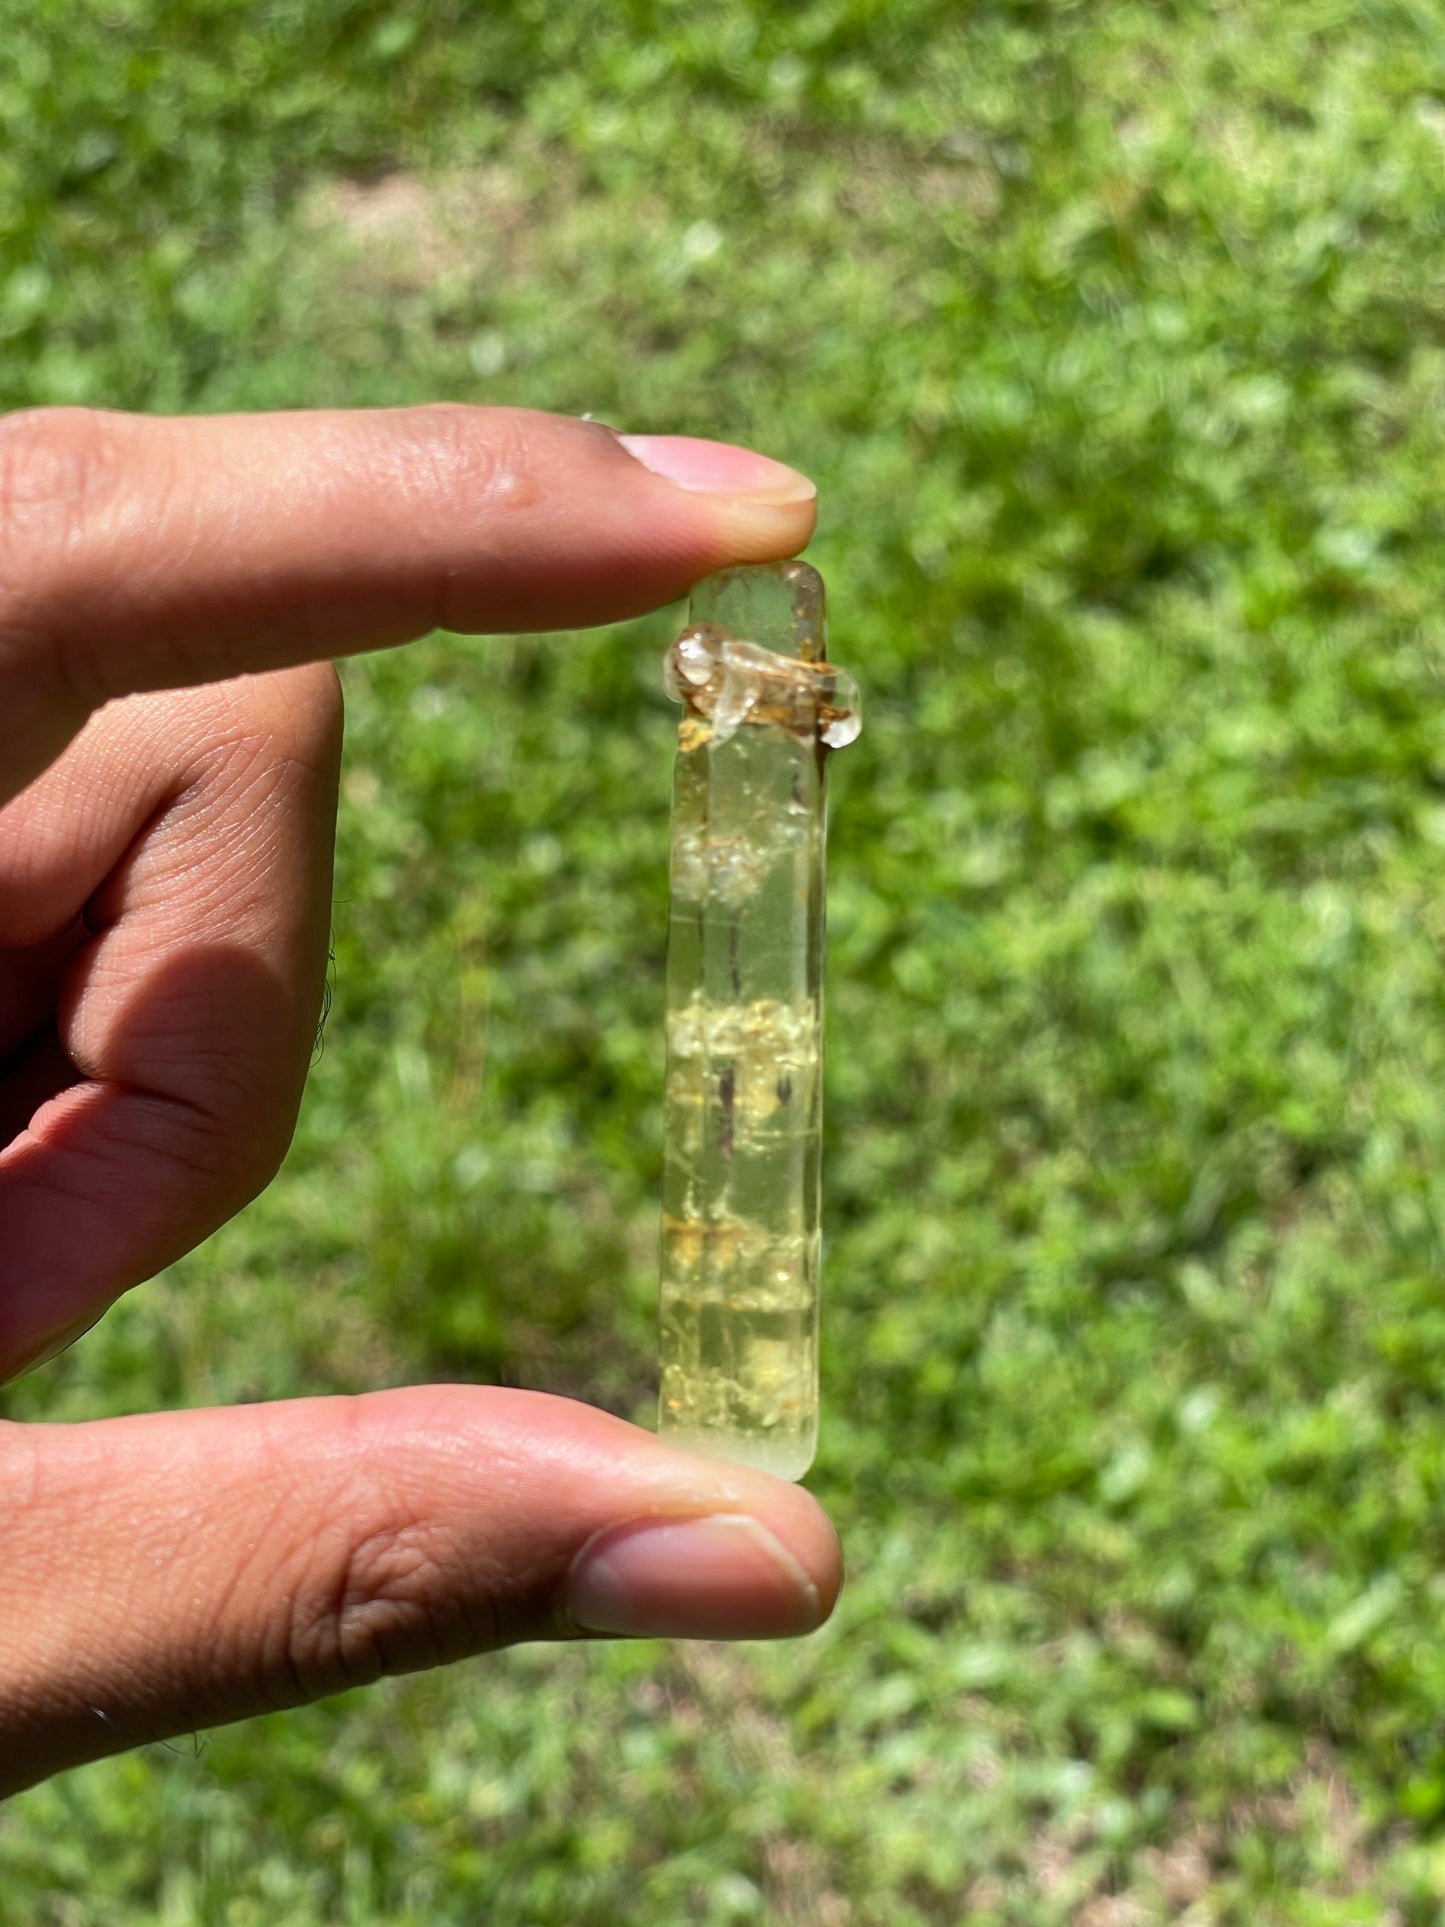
top-left (658, 561), bottom-right (860, 1480)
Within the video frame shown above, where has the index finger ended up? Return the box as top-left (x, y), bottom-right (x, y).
top-left (0, 405), bottom-right (817, 803)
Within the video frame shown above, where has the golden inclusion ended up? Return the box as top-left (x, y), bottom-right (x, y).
top-left (657, 561), bottom-right (861, 1480)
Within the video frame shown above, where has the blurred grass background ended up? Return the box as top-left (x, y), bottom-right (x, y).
top-left (5, 0), bottom-right (1445, 1919)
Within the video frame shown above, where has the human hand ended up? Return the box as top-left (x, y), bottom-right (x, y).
top-left (0, 404), bottom-right (840, 1796)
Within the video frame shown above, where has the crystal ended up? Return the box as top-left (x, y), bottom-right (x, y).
top-left (657, 560), bottom-right (860, 1481)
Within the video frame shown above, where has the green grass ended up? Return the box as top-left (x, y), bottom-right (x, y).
top-left (6, 0), bottom-right (1445, 1918)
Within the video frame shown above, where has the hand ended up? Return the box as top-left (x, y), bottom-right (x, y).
top-left (0, 404), bottom-right (840, 1796)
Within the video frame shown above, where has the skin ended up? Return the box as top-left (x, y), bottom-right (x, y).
top-left (0, 403), bottom-right (842, 1797)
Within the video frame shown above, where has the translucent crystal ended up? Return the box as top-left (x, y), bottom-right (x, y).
top-left (657, 560), bottom-right (860, 1481)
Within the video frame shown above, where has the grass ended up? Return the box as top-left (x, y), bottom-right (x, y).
top-left (5, 0), bottom-right (1445, 1918)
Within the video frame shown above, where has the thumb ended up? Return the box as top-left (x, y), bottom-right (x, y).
top-left (0, 1387), bottom-right (841, 1794)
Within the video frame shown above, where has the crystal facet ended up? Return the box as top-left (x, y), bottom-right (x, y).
top-left (657, 560), bottom-right (860, 1481)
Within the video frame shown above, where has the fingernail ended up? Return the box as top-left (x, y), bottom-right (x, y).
top-left (617, 435), bottom-right (816, 506)
top-left (568, 1513), bottom-right (823, 1640)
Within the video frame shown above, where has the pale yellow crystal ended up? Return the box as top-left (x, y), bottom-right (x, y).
top-left (657, 561), bottom-right (859, 1481)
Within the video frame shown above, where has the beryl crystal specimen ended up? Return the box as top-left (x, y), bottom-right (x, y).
top-left (658, 560), bottom-right (861, 1480)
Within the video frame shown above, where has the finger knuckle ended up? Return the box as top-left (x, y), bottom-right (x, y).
top-left (0, 409), bottom-right (126, 580)
top-left (390, 402), bottom-right (544, 519)
top-left (113, 1051), bottom-right (298, 1218)
top-left (191, 1055), bottom-right (302, 1203)
top-left (285, 1521), bottom-right (497, 1697)
top-left (167, 1081), bottom-right (286, 1201)
top-left (210, 1078), bottom-right (298, 1203)
top-left (0, 407), bottom-right (134, 706)
top-left (0, 407), bottom-right (128, 521)
top-left (360, 403), bottom-right (567, 634)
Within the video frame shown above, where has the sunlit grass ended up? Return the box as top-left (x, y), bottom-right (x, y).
top-left (6, 3), bottom-right (1445, 1920)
